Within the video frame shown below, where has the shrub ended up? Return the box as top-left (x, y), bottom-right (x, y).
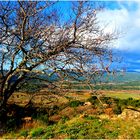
top-left (69, 100), bottom-right (83, 107)
top-left (19, 130), bottom-right (28, 137)
top-left (84, 115), bottom-right (97, 120)
top-left (132, 100), bottom-right (140, 107)
top-left (35, 114), bottom-right (49, 124)
top-left (114, 98), bottom-right (140, 109)
top-left (134, 128), bottom-right (140, 138)
top-left (32, 108), bottom-right (49, 124)
top-left (19, 82), bottom-right (42, 93)
top-left (48, 105), bottom-right (60, 116)
top-left (101, 97), bottom-right (114, 105)
top-left (113, 105), bottom-right (122, 114)
top-left (30, 128), bottom-right (44, 138)
top-left (87, 96), bottom-right (98, 105)
top-left (61, 116), bottom-right (69, 123)
top-left (42, 126), bottom-right (55, 139)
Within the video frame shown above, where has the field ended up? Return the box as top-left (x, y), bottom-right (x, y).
top-left (1, 82), bottom-right (140, 139)
top-left (1, 72), bottom-right (140, 139)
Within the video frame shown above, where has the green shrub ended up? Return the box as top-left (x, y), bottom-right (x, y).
top-left (129, 99), bottom-right (140, 107)
top-left (84, 115), bottom-right (97, 120)
top-left (42, 132), bottom-right (54, 139)
top-left (42, 126), bottom-right (55, 139)
top-left (61, 116), bottom-right (69, 123)
top-left (32, 108), bottom-right (49, 124)
top-left (19, 82), bottom-right (42, 93)
top-left (36, 114), bottom-right (49, 124)
top-left (87, 96), bottom-right (98, 105)
top-left (134, 128), bottom-right (140, 138)
top-left (114, 98), bottom-right (140, 109)
top-left (133, 100), bottom-right (140, 107)
top-left (69, 100), bottom-right (83, 107)
top-left (30, 128), bottom-right (44, 138)
top-left (19, 130), bottom-right (28, 137)
top-left (101, 97), bottom-right (114, 105)
top-left (48, 105), bottom-right (60, 116)
top-left (113, 105), bottom-right (122, 114)
top-left (105, 129), bottom-right (119, 139)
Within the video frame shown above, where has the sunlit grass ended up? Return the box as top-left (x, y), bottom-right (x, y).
top-left (105, 91), bottom-right (140, 99)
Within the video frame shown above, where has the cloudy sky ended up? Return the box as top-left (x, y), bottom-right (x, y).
top-left (59, 1), bottom-right (140, 72)
top-left (97, 1), bottom-right (140, 72)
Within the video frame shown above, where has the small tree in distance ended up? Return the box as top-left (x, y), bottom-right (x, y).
top-left (0, 1), bottom-right (117, 119)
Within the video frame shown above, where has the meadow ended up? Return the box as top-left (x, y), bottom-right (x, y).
top-left (1, 73), bottom-right (140, 139)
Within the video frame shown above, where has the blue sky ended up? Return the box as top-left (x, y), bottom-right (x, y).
top-left (57, 1), bottom-right (140, 72)
top-left (1, 1), bottom-right (139, 72)
top-left (95, 1), bottom-right (140, 72)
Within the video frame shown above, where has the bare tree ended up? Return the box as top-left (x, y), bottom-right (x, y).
top-left (0, 1), bottom-right (117, 118)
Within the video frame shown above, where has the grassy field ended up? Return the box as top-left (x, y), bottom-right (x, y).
top-left (2, 74), bottom-right (140, 139)
top-left (8, 89), bottom-right (140, 106)
top-left (102, 90), bottom-right (140, 99)
top-left (2, 88), bottom-right (140, 139)
top-left (3, 113), bottom-right (140, 139)
top-left (2, 72), bottom-right (140, 139)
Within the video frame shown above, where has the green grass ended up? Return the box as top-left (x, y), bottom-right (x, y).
top-left (30, 128), bottom-right (44, 138)
top-left (105, 92), bottom-right (140, 99)
top-left (3, 95), bottom-right (140, 139)
top-left (61, 81), bottom-right (140, 91)
top-left (3, 78), bottom-right (140, 139)
top-left (19, 130), bottom-right (28, 137)
top-left (3, 114), bottom-right (140, 139)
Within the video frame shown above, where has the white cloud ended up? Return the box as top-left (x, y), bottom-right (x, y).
top-left (133, 69), bottom-right (140, 72)
top-left (97, 1), bottom-right (140, 51)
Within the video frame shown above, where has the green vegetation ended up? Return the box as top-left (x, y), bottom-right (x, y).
top-left (2, 95), bottom-right (140, 139)
top-left (30, 128), bottom-right (44, 138)
top-left (3, 114), bottom-right (140, 139)
top-left (105, 91), bottom-right (140, 99)
top-left (95, 81), bottom-right (140, 90)
top-left (2, 73), bottom-right (140, 139)
top-left (69, 100), bottom-right (84, 107)
top-left (59, 80), bottom-right (140, 91)
top-left (19, 130), bottom-right (28, 137)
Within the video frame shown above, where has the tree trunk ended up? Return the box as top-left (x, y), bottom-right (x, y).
top-left (0, 102), bottom-right (7, 135)
top-left (0, 96), bottom-right (8, 125)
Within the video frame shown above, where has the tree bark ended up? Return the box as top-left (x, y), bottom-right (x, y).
top-left (0, 98), bottom-right (7, 125)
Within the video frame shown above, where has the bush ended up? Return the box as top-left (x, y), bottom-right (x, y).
top-left (19, 130), bottom-right (28, 137)
top-left (48, 105), bottom-right (60, 116)
top-left (101, 97), bottom-right (114, 105)
top-left (42, 126), bottom-right (55, 139)
top-left (113, 105), bottom-right (122, 114)
top-left (69, 100), bottom-right (83, 107)
top-left (87, 96), bottom-right (98, 105)
top-left (19, 82), bottom-right (42, 93)
top-left (126, 98), bottom-right (140, 107)
top-left (32, 108), bottom-right (49, 124)
top-left (84, 115), bottom-right (98, 120)
top-left (61, 116), bottom-right (69, 123)
top-left (30, 128), bottom-right (44, 138)
top-left (34, 113), bottom-right (49, 124)
top-left (114, 98), bottom-right (140, 109)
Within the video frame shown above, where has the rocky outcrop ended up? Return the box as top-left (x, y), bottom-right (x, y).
top-left (118, 108), bottom-right (140, 120)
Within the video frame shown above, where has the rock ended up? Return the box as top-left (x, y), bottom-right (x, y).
top-left (84, 102), bottom-right (92, 106)
top-left (118, 108), bottom-right (140, 120)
